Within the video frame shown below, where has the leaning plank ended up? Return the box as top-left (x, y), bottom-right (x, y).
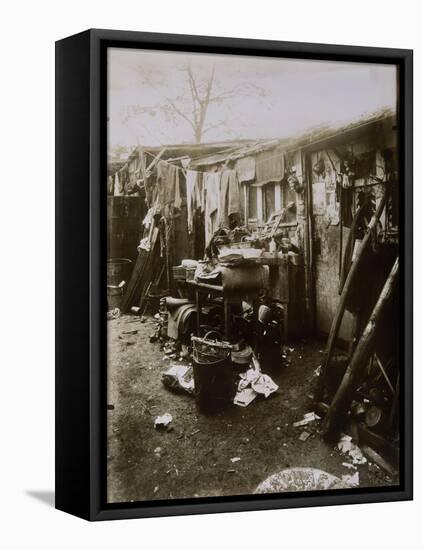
top-left (316, 191), bottom-right (387, 401)
top-left (121, 227), bottom-right (159, 312)
top-left (321, 256), bottom-right (399, 439)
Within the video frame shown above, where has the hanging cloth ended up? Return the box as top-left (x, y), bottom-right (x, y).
top-left (157, 160), bottom-right (181, 210)
top-left (204, 172), bottom-right (221, 245)
top-left (255, 150), bottom-right (285, 185)
top-left (186, 170), bottom-right (198, 234)
top-left (114, 172), bottom-right (122, 196)
top-left (219, 169), bottom-right (240, 227)
top-left (236, 156), bottom-right (256, 182)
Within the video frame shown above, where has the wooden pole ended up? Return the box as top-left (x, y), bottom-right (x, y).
top-left (316, 191), bottom-right (387, 401)
top-left (302, 152), bottom-right (315, 335)
top-left (321, 257), bottom-right (399, 439)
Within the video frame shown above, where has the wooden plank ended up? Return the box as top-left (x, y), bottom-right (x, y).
top-left (146, 147), bottom-right (167, 172)
top-left (357, 423), bottom-right (400, 467)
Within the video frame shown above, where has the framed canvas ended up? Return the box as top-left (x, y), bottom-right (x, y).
top-left (55, 29), bottom-right (413, 521)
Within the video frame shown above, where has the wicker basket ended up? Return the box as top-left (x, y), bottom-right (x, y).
top-left (191, 331), bottom-right (232, 364)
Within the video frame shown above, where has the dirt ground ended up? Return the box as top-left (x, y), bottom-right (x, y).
top-left (107, 314), bottom-right (396, 503)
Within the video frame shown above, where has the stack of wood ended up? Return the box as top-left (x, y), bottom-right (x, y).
top-left (120, 225), bottom-right (161, 313)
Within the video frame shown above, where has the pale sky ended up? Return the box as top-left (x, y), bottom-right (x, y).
top-left (108, 47), bottom-right (397, 150)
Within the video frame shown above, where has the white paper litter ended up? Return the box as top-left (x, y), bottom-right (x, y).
top-left (293, 412), bottom-right (321, 427)
top-left (342, 462), bottom-right (357, 470)
top-left (341, 472), bottom-right (360, 487)
top-left (251, 374), bottom-right (279, 398)
top-left (233, 387), bottom-right (258, 407)
top-left (154, 413), bottom-right (173, 429)
top-left (337, 435), bottom-right (367, 465)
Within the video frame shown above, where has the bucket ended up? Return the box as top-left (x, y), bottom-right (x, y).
top-left (107, 284), bottom-right (124, 310)
top-left (192, 332), bottom-right (233, 414)
top-left (107, 258), bottom-right (132, 286)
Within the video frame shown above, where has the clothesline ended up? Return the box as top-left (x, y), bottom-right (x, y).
top-left (143, 148), bottom-right (287, 176)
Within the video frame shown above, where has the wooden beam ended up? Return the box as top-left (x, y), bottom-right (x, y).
top-left (146, 147), bottom-right (167, 172)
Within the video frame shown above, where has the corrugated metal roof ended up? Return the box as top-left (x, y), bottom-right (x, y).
top-left (188, 108), bottom-right (396, 168)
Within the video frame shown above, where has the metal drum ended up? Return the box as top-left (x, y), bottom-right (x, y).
top-left (220, 264), bottom-right (269, 294)
top-left (107, 258), bottom-right (132, 286)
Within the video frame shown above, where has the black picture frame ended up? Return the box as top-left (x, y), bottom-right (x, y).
top-left (55, 28), bottom-right (413, 521)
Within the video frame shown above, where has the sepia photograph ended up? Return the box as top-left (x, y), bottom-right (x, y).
top-left (106, 46), bottom-right (401, 504)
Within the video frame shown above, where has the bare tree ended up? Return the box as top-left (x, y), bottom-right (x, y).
top-left (124, 62), bottom-right (270, 144)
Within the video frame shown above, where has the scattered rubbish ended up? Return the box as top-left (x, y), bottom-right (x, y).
top-left (233, 387), bottom-right (258, 407)
top-left (107, 307), bottom-right (120, 320)
top-left (293, 412), bottom-right (321, 427)
top-left (349, 447), bottom-right (367, 465)
top-left (337, 435), bottom-right (367, 465)
top-left (230, 457), bottom-right (241, 463)
top-left (313, 365), bottom-right (322, 377)
top-left (154, 413), bottom-right (173, 430)
top-left (337, 434), bottom-right (353, 453)
top-left (238, 367), bottom-right (260, 391)
top-left (180, 344), bottom-right (190, 358)
top-left (125, 341), bottom-right (136, 346)
top-left (162, 364), bottom-right (195, 396)
top-left (189, 429), bottom-right (201, 437)
top-left (227, 469), bottom-right (236, 473)
top-left (251, 374), bottom-right (279, 398)
top-left (233, 361), bottom-right (278, 406)
top-left (130, 306), bottom-right (140, 314)
top-left (154, 486), bottom-right (159, 493)
top-left (122, 329), bottom-right (138, 335)
top-left (341, 472), bottom-right (360, 487)
top-left (154, 446), bottom-right (162, 455)
top-left (342, 462), bottom-right (357, 470)
top-left (299, 431), bottom-right (310, 441)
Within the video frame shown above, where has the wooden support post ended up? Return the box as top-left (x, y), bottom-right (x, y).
top-left (195, 289), bottom-right (201, 336)
top-left (321, 257), bottom-right (399, 439)
top-left (224, 300), bottom-right (230, 341)
top-left (302, 152), bottom-right (315, 335)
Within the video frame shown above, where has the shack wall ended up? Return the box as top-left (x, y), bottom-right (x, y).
top-left (309, 118), bottom-right (397, 340)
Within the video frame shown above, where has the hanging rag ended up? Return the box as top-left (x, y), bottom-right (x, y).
top-left (228, 170), bottom-right (241, 217)
top-left (255, 150), bottom-right (285, 185)
top-left (204, 172), bottom-right (221, 245)
top-left (186, 170), bottom-right (198, 234)
top-left (236, 156), bottom-right (256, 182)
top-left (157, 160), bottom-right (181, 210)
top-left (114, 172), bottom-right (122, 196)
top-left (174, 167), bottom-right (182, 210)
top-left (107, 175), bottom-right (114, 195)
top-left (219, 169), bottom-right (240, 227)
